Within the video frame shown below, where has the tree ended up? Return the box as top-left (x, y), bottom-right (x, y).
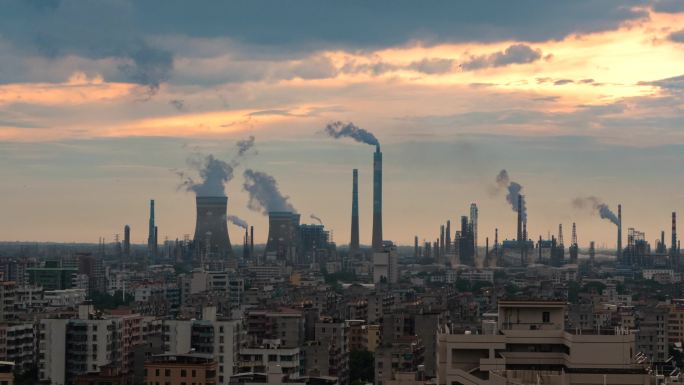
top-left (350, 350), bottom-right (374, 384)
top-left (89, 290), bottom-right (134, 310)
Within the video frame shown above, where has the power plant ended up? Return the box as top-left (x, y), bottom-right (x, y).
top-left (193, 196), bottom-right (234, 260)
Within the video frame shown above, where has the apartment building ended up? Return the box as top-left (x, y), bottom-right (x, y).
top-left (162, 307), bottom-right (242, 385)
top-left (145, 353), bottom-right (217, 385)
top-left (436, 300), bottom-right (649, 385)
top-left (38, 304), bottom-right (144, 385)
top-left (0, 323), bottom-right (34, 373)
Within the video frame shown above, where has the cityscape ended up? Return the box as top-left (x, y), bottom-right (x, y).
top-left (3, 2), bottom-right (684, 385)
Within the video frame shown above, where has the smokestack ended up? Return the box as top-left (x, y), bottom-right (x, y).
top-left (193, 196), bottom-right (234, 260)
top-left (617, 204), bottom-right (622, 259)
top-left (494, 228), bottom-right (499, 260)
top-left (414, 236), bottom-right (419, 259)
top-left (350, 169), bottom-right (360, 252)
top-left (243, 227), bottom-right (249, 259)
top-left (446, 220), bottom-right (451, 253)
top-left (123, 225), bottom-right (130, 257)
top-left (154, 226), bottom-right (158, 258)
top-left (372, 145), bottom-right (383, 251)
top-left (148, 199), bottom-right (156, 257)
top-left (440, 225), bottom-right (445, 257)
top-left (250, 225), bottom-right (255, 260)
top-left (516, 195), bottom-right (522, 242)
top-left (470, 203), bottom-right (478, 259)
top-left (672, 212), bottom-right (678, 258)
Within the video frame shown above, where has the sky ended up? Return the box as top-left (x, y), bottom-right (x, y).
top-left (2, 0), bottom-right (684, 249)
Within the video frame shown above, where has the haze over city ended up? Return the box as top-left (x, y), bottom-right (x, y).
top-left (2, 1), bottom-right (684, 248)
top-left (6, 3), bottom-right (684, 385)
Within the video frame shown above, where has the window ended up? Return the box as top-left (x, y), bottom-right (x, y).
top-left (155, 369), bottom-right (160, 376)
top-left (181, 369), bottom-right (187, 377)
top-left (192, 370), bottom-right (196, 378)
top-left (542, 312), bottom-right (550, 323)
top-left (165, 369), bottom-right (170, 377)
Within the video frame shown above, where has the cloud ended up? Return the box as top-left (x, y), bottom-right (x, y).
top-left (169, 99), bottom-right (185, 111)
top-left (407, 58), bottom-right (455, 74)
top-left (652, 0), bottom-right (684, 13)
top-left (460, 44), bottom-right (543, 70)
top-left (554, 79), bottom-right (574, 85)
top-left (643, 74), bottom-right (684, 92)
top-left (669, 29), bottom-right (684, 43)
top-left (0, 0), bottom-right (650, 88)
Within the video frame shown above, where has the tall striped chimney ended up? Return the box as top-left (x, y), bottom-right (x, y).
top-left (372, 145), bottom-right (383, 251)
top-left (350, 169), bottom-right (360, 252)
top-left (672, 212), bottom-right (678, 258)
top-left (617, 204), bottom-right (622, 260)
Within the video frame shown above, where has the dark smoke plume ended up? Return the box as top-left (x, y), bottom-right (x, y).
top-left (324, 121), bottom-right (379, 147)
top-left (572, 196), bottom-right (619, 225)
top-left (496, 169), bottom-right (509, 189)
top-left (243, 169), bottom-right (296, 215)
top-left (310, 214), bottom-right (323, 225)
top-left (227, 215), bottom-right (248, 229)
top-left (236, 135), bottom-right (256, 156)
top-left (495, 169), bottom-right (526, 220)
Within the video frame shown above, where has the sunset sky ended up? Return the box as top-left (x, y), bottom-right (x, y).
top-left (2, 0), bottom-right (684, 248)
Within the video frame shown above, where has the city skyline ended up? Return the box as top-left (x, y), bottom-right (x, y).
top-left (2, 1), bottom-right (684, 246)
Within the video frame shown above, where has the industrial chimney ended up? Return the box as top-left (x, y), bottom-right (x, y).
top-left (617, 204), bottom-right (622, 260)
top-left (148, 199), bottom-right (156, 258)
top-left (516, 195), bottom-right (523, 243)
top-left (372, 145), bottom-right (383, 252)
top-left (350, 169), bottom-right (360, 253)
top-left (193, 196), bottom-right (233, 259)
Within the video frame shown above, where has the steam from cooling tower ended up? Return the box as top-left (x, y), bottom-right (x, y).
top-left (227, 215), bottom-right (248, 229)
top-left (572, 196), bottom-right (619, 225)
top-left (177, 135), bottom-right (258, 197)
top-left (243, 169), bottom-right (297, 215)
top-left (325, 121), bottom-right (379, 147)
top-left (495, 169), bottom-right (526, 220)
top-left (178, 154), bottom-right (234, 197)
top-left (310, 214), bottom-right (323, 225)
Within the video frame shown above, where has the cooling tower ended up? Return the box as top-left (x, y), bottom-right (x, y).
top-left (372, 145), bottom-right (383, 252)
top-left (193, 196), bottom-right (233, 258)
top-left (265, 211), bottom-right (300, 262)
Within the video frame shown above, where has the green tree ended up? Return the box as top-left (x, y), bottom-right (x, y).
top-left (89, 290), bottom-right (134, 310)
top-left (350, 350), bottom-right (374, 384)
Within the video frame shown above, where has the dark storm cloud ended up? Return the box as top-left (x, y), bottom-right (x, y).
top-left (652, 0), bottom-right (684, 13)
top-left (0, 0), bottom-right (650, 85)
top-left (461, 44), bottom-right (543, 71)
top-left (130, 1), bottom-right (649, 47)
top-left (0, 0), bottom-right (172, 92)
